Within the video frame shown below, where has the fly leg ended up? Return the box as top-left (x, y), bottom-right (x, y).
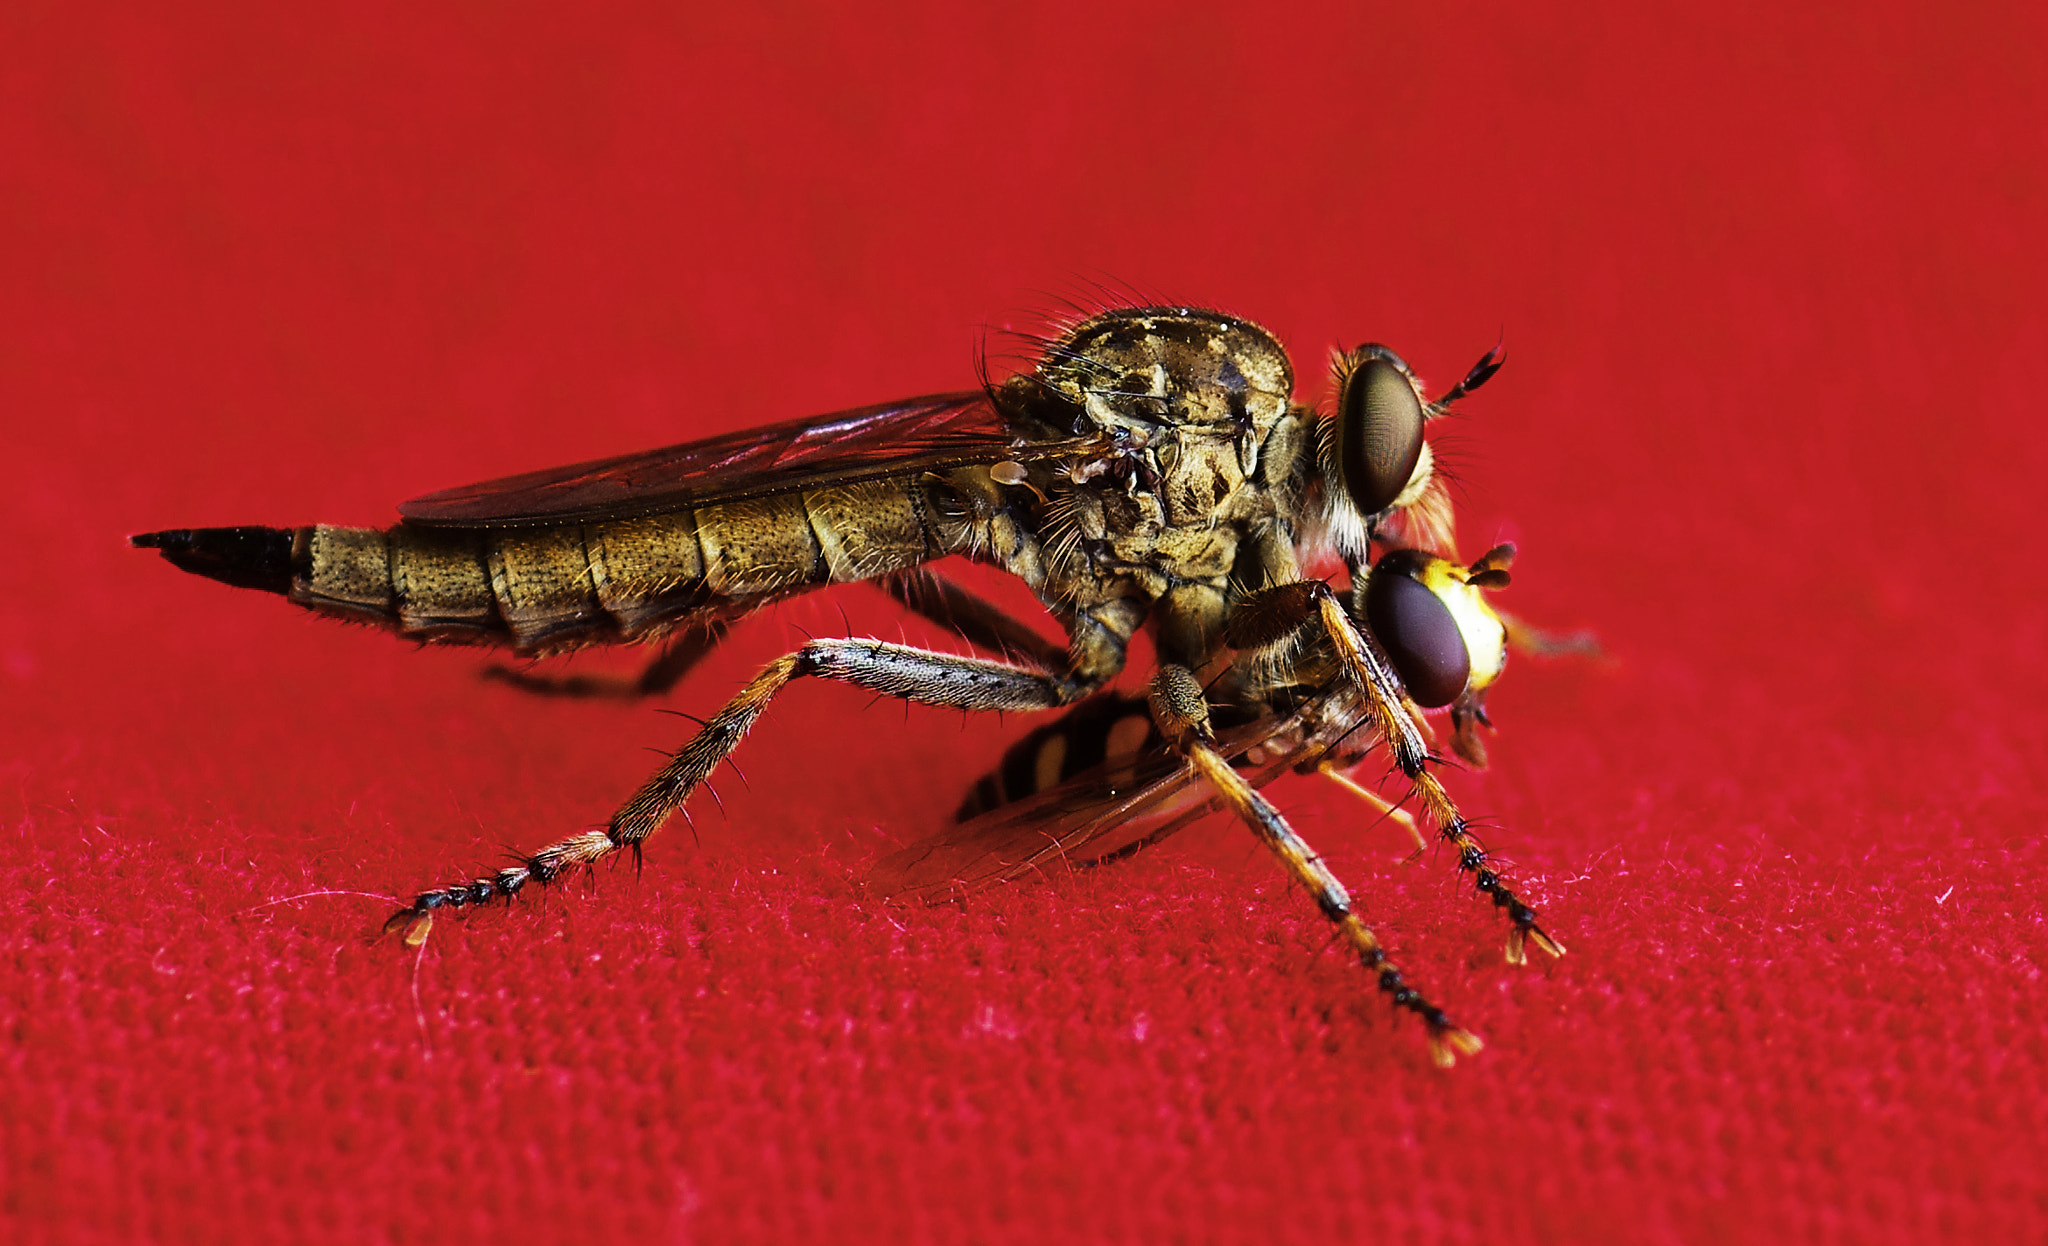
top-left (387, 637), bottom-right (1099, 944)
top-left (1316, 763), bottom-right (1427, 854)
top-left (882, 568), bottom-right (1070, 669)
top-left (482, 620), bottom-right (734, 700)
top-left (1230, 580), bottom-right (1566, 965)
top-left (1146, 664), bottom-right (1483, 1068)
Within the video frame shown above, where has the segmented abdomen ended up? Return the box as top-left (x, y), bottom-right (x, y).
top-left (297, 479), bottom-right (944, 653)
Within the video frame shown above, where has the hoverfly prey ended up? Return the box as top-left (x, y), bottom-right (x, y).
top-left (134, 305), bottom-right (1559, 1065)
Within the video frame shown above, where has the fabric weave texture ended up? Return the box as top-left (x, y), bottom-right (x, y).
top-left (4, 2), bottom-right (2042, 1243)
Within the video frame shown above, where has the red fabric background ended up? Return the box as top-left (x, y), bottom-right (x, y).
top-left (5, 2), bottom-right (2043, 1242)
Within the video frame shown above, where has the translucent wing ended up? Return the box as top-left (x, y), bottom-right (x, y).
top-left (400, 391), bottom-right (1085, 528)
top-left (872, 710), bottom-right (1309, 903)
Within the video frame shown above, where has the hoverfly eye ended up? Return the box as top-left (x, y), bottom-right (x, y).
top-left (1364, 556), bottom-right (1470, 709)
top-left (1336, 354), bottom-right (1425, 519)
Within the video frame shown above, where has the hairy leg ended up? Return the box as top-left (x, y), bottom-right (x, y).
top-left (388, 636), bottom-right (1097, 944)
top-left (882, 568), bottom-right (1070, 670)
top-left (1231, 579), bottom-right (1566, 965)
top-left (482, 620), bottom-right (734, 700)
top-left (1146, 664), bottom-right (1483, 1068)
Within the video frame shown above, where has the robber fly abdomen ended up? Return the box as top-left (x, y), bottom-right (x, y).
top-left (136, 475), bottom-right (971, 654)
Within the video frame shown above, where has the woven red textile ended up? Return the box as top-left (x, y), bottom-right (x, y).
top-left (5, 3), bottom-right (2043, 1243)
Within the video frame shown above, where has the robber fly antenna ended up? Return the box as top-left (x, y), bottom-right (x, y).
top-left (1434, 337), bottom-right (1505, 411)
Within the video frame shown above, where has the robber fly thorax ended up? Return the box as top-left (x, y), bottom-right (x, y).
top-left (985, 310), bottom-right (1306, 685)
top-left (134, 304), bottom-right (1556, 1066)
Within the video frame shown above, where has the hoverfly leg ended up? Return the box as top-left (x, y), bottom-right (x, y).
top-left (480, 620), bottom-right (735, 701)
top-left (1146, 664), bottom-right (1481, 1068)
top-left (387, 637), bottom-right (1095, 939)
top-left (1314, 762), bottom-right (1428, 855)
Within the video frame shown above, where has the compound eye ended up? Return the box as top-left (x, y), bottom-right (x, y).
top-left (1335, 353), bottom-right (1425, 519)
top-left (1363, 555), bottom-right (1470, 708)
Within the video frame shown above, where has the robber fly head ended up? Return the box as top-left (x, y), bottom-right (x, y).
top-left (1358, 542), bottom-right (1516, 765)
top-left (1319, 341), bottom-right (1504, 562)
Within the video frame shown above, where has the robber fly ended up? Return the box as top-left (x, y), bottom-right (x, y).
top-left (133, 305), bottom-right (1561, 1064)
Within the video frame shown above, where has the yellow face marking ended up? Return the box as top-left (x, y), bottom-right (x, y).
top-left (1413, 556), bottom-right (1509, 693)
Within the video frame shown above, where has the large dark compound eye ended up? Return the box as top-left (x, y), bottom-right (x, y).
top-left (1364, 551), bottom-right (1469, 708)
top-left (1334, 349), bottom-right (1425, 519)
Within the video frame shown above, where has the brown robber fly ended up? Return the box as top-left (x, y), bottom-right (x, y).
top-left (134, 305), bottom-right (1562, 1065)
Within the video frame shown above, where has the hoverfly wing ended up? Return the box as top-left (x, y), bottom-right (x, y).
top-left (871, 712), bottom-right (1301, 904)
top-left (871, 748), bottom-right (1202, 903)
top-left (400, 391), bottom-right (1086, 528)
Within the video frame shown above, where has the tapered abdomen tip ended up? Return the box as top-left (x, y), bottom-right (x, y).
top-left (131, 526), bottom-right (297, 594)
